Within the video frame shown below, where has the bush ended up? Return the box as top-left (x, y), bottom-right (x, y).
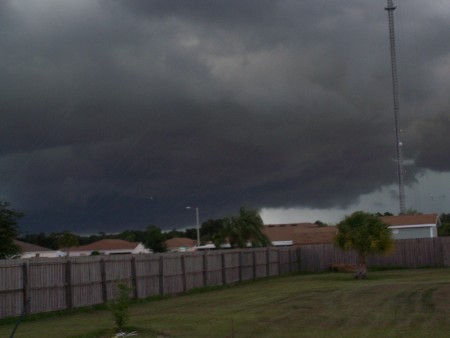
top-left (108, 282), bottom-right (132, 331)
top-left (328, 264), bottom-right (356, 273)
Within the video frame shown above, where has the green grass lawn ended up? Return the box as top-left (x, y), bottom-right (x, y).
top-left (2, 268), bottom-right (450, 337)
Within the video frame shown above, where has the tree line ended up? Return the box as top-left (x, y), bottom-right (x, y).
top-left (1, 201), bottom-right (270, 257)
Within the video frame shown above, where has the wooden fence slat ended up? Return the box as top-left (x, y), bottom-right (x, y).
top-left (100, 259), bottom-right (107, 303)
top-left (65, 260), bottom-right (72, 310)
top-left (22, 262), bottom-right (29, 315)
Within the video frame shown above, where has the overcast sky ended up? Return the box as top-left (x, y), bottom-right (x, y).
top-left (1, 0), bottom-right (449, 234)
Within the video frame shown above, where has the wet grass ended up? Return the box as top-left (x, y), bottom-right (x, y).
top-left (1, 268), bottom-right (450, 337)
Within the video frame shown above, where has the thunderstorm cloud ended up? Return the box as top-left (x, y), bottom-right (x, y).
top-left (1, 0), bottom-right (449, 233)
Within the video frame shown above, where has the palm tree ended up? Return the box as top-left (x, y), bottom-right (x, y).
top-left (218, 207), bottom-right (271, 248)
top-left (334, 211), bottom-right (394, 279)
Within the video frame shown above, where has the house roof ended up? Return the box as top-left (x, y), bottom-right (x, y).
top-left (380, 214), bottom-right (438, 227)
top-left (165, 237), bottom-right (196, 249)
top-left (263, 223), bottom-right (337, 245)
top-left (14, 239), bottom-right (54, 253)
top-left (62, 239), bottom-right (141, 252)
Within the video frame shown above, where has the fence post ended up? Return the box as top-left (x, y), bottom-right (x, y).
top-left (65, 260), bottom-right (73, 310)
top-left (296, 247), bottom-right (301, 272)
top-left (22, 262), bottom-right (30, 315)
top-left (252, 250), bottom-right (257, 280)
top-left (239, 250), bottom-right (243, 282)
top-left (288, 248), bottom-right (292, 274)
top-left (266, 248), bottom-right (270, 277)
top-left (203, 252), bottom-right (208, 287)
top-left (181, 255), bottom-right (187, 293)
top-left (131, 256), bottom-right (138, 299)
top-left (159, 255), bottom-right (164, 295)
top-left (221, 252), bottom-right (227, 285)
top-left (100, 259), bottom-right (107, 303)
top-left (277, 248), bottom-right (281, 276)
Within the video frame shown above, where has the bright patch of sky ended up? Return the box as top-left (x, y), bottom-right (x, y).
top-left (261, 170), bottom-right (449, 225)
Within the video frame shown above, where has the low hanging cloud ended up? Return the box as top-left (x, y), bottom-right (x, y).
top-left (1, 0), bottom-right (449, 233)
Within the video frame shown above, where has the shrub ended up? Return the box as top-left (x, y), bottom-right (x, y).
top-left (329, 264), bottom-right (356, 273)
top-left (108, 282), bottom-right (132, 331)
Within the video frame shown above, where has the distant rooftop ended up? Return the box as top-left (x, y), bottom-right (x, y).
top-left (263, 223), bottom-right (337, 245)
top-left (165, 237), bottom-right (196, 249)
top-left (62, 239), bottom-right (141, 252)
top-left (380, 214), bottom-right (439, 226)
top-left (14, 239), bottom-right (53, 252)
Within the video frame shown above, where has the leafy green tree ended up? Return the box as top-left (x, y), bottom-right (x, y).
top-left (57, 231), bottom-right (80, 249)
top-left (19, 232), bottom-right (54, 249)
top-left (215, 207), bottom-right (271, 248)
top-left (0, 201), bottom-right (24, 259)
top-left (143, 225), bottom-right (167, 252)
top-left (164, 229), bottom-right (186, 240)
top-left (438, 213), bottom-right (450, 236)
top-left (118, 229), bottom-right (148, 243)
top-left (314, 220), bottom-right (328, 227)
top-left (183, 227), bottom-right (197, 240)
top-left (400, 208), bottom-right (422, 215)
top-left (375, 211), bottom-right (394, 217)
top-left (334, 211), bottom-right (394, 279)
top-left (200, 219), bottom-right (224, 242)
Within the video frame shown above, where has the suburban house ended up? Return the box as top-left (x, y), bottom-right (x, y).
top-left (13, 240), bottom-right (65, 258)
top-left (62, 239), bottom-right (151, 256)
top-left (262, 223), bottom-right (337, 246)
top-left (165, 237), bottom-right (197, 252)
top-left (380, 213), bottom-right (440, 240)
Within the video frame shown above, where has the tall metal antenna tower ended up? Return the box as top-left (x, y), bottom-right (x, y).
top-left (385, 0), bottom-right (406, 214)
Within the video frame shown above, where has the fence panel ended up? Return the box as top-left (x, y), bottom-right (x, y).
top-left (162, 255), bottom-right (183, 295)
top-left (254, 249), bottom-right (269, 278)
top-left (299, 244), bottom-right (355, 272)
top-left (71, 258), bottom-right (103, 308)
top-left (441, 237), bottom-right (450, 266)
top-left (278, 249), bottom-right (292, 274)
top-left (28, 260), bottom-right (66, 314)
top-left (268, 249), bottom-right (279, 276)
top-left (184, 254), bottom-right (204, 291)
top-left (205, 252), bottom-right (223, 286)
top-left (134, 255), bottom-right (160, 298)
top-left (103, 256), bottom-right (133, 300)
top-left (241, 251), bottom-right (255, 281)
top-left (289, 249), bottom-right (299, 273)
top-left (223, 251), bottom-right (240, 284)
top-left (0, 263), bottom-right (24, 318)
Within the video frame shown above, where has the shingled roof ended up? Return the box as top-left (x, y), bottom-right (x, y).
top-left (262, 223), bottom-right (337, 245)
top-left (63, 239), bottom-right (141, 252)
top-left (165, 237), bottom-right (196, 250)
top-left (380, 214), bottom-right (439, 226)
top-left (14, 239), bottom-right (54, 253)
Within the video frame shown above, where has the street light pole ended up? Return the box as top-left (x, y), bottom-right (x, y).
top-left (186, 206), bottom-right (200, 246)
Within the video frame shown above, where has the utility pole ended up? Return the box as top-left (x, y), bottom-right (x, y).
top-left (385, 0), bottom-right (406, 214)
top-left (186, 206), bottom-right (200, 246)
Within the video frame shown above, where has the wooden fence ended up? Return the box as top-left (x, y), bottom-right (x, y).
top-left (2, 237), bottom-right (450, 319)
top-left (0, 247), bottom-right (298, 319)
top-left (298, 237), bottom-right (450, 272)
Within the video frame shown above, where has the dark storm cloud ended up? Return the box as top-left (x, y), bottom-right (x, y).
top-left (1, 0), bottom-right (449, 233)
top-left (409, 113), bottom-right (450, 172)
